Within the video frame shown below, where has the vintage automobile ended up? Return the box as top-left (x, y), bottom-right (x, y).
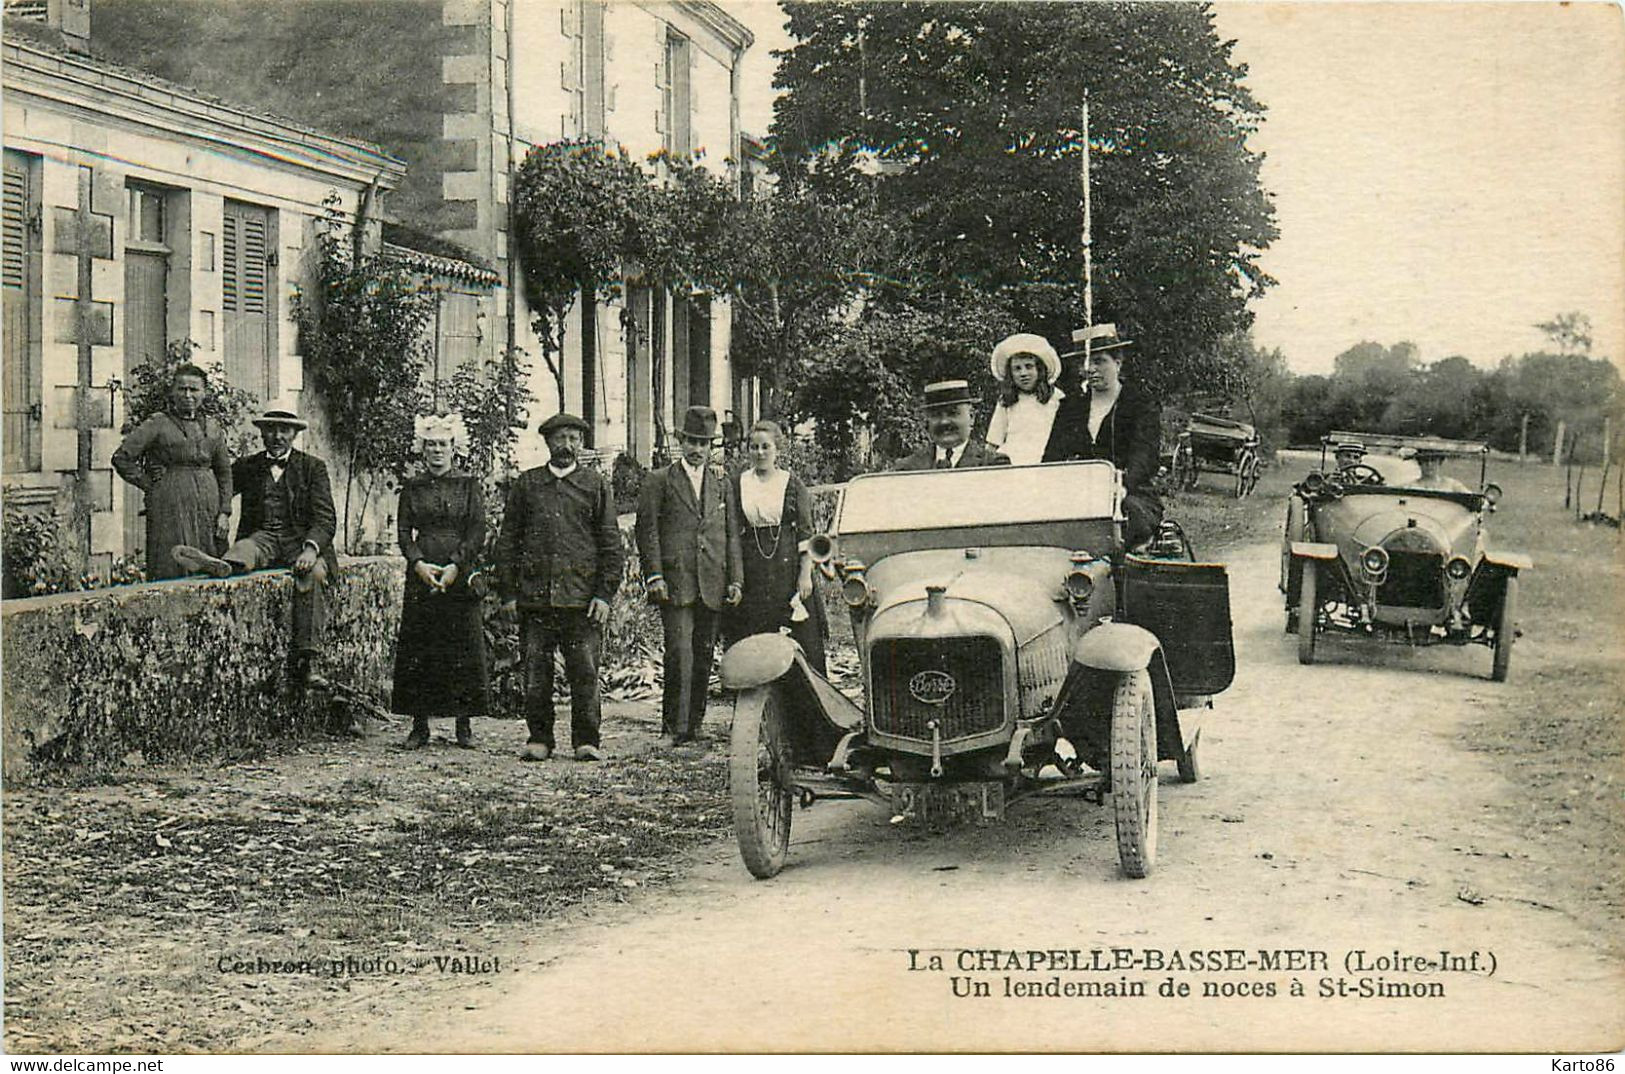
top-left (719, 460), bottom-right (1236, 881)
top-left (1280, 433), bottom-right (1530, 679)
top-left (1170, 413), bottom-right (1263, 499)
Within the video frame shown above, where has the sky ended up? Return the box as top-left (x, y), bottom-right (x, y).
top-left (722, 1), bottom-right (1624, 376)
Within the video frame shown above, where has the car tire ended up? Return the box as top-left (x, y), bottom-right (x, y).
top-left (729, 685), bottom-right (794, 879)
top-left (1491, 574), bottom-right (1518, 683)
top-left (1297, 560), bottom-right (1318, 665)
top-left (1111, 669), bottom-right (1158, 879)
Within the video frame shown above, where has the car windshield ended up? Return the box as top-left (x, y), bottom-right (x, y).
top-left (836, 460), bottom-right (1120, 535)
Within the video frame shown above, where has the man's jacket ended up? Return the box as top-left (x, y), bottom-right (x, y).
top-left (634, 462), bottom-right (743, 610)
top-left (231, 449), bottom-right (339, 574)
top-left (496, 464), bottom-right (623, 610)
top-left (891, 439), bottom-right (1012, 471)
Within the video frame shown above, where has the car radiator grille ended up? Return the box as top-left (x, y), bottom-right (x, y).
top-left (870, 637), bottom-right (1005, 741)
top-left (1378, 550), bottom-right (1444, 607)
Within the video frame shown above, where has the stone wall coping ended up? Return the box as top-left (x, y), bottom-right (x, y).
top-left (0, 555), bottom-right (404, 616)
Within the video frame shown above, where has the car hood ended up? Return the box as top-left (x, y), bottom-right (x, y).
top-left (1319, 495), bottom-right (1480, 557)
top-left (866, 548), bottom-right (1068, 646)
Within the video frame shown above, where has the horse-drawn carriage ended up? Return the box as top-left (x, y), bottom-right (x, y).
top-left (1170, 414), bottom-right (1262, 498)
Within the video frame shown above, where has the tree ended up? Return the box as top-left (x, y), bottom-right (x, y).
top-left (293, 201), bottom-right (439, 545)
top-left (1535, 311), bottom-right (1594, 356)
top-left (511, 142), bottom-right (655, 410)
top-left (770, 1), bottom-right (1277, 397)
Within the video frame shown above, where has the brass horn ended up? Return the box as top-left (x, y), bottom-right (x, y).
top-left (807, 532), bottom-right (837, 563)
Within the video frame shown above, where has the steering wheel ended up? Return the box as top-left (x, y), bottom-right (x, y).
top-left (1338, 463), bottom-right (1385, 486)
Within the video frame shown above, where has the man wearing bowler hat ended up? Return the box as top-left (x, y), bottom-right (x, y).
top-left (496, 412), bottom-right (624, 762)
top-left (173, 403), bottom-right (338, 685)
top-left (892, 379), bottom-right (1012, 471)
top-left (635, 405), bottom-right (743, 746)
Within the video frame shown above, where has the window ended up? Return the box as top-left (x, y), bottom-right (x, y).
top-left (663, 32), bottom-right (691, 157)
top-left (3, 149), bottom-right (43, 472)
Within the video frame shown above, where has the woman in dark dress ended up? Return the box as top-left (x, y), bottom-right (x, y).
top-left (394, 413), bottom-right (489, 748)
top-left (723, 420), bottom-right (827, 673)
top-left (110, 363), bottom-right (233, 579)
top-left (1042, 332), bottom-right (1164, 547)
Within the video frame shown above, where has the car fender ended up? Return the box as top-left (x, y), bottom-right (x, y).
top-left (1067, 624), bottom-right (1185, 763)
top-left (1290, 541), bottom-right (1340, 561)
top-left (718, 633), bottom-right (798, 690)
top-left (1072, 621), bottom-right (1161, 672)
top-left (1481, 549), bottom-right (1532, 572)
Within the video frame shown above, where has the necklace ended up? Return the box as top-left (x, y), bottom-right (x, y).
top-left (747, 470), bottom-right (784, 559)
top-left (752, 524), bottom-right (782, 560)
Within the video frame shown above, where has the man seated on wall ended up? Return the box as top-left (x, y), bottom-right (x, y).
top-left (891, 379), bottom-right (1012, 471)
top-left (174, 403), bottom-right (338, 687)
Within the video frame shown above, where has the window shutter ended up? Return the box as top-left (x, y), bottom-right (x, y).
top-left (240, 213), bottom-right (267, 314)
top-left (221, 210), bottom-right (238, 311)
top-left (3, 163), bottom-right (27, 289)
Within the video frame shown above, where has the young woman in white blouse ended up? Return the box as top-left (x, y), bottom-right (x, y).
top-left (984, 333), bottom-right (1064, 466)
top-left (723, 420), bottom-right (827, 673)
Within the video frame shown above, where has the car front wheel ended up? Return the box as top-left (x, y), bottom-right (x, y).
top-left (1111, 669), bottom-right (1158, 879)
top-left (729, 685), bottom-right (795, 879)
top-left (1297, 560), bottom-right (1319, 665)
top-left (1491, 575), bottom-right (1518, 682)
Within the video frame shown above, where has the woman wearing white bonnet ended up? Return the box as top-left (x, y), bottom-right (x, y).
top-left (393, 412), bottom-right (491, 748)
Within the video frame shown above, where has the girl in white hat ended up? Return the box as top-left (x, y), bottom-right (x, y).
top-left (985, 333), bottom-right (1064, 466)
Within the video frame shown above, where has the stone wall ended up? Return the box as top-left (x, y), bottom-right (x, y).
top-left (1, 558), bottom-right (402, 783)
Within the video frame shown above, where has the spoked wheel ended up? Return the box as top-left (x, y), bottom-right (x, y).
top-left (1297, 560), bottom-right (1319, 665)
top-left (1110, 669), bottom-right (1159, 879)
top-left (1491, 575), bottom-right (1518, 682)
top-left (1236, 450), bottom-right (1261, 498)
top-left (729, 685), bottom-right (795, 879)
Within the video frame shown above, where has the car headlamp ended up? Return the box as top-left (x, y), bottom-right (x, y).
top-left (841, 573), bottom-right (873, 608)
top-left (1064, 570), bottom-right (1095, 601)
top-left (1483, 483), bottom-right (1503, 508)
top-left (1361, 547), bottom-right (1389, 576)
top-left (1446, 556), bottom-right (1472, 580)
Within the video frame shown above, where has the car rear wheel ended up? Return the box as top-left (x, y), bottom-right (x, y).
top-left (1111, 669), bottom-right (1158, 879)
top-left (1297, 560), bottom-right (1319, 665)
top-left (1491, 575), bottom-right (1518, 682)
top-left (729, 685), bottom-right (794, 879)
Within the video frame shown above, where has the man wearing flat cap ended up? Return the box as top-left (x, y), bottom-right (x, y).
top-left (1043, 325), bottom-right (1164, 547)
top-left (892, 379), bottom-right (1012, 471)
top-left (496, 412), bottom-right (624, 762)
top-left (174, 403), bottom-right (338, 685)
top-left (634, 405), bottom-right (743, 747)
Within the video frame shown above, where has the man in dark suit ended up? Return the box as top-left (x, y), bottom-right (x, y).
top-left (1042, 328), bottom-right (1164, 547)
top-left (496, 412), bottom-right (623, 763)
top-left (634, 405), bottom-right (743, 747)
top-left (174, 404), bottom-right (338, 683)
top-left (892, 379), bottom-right (1012, 471)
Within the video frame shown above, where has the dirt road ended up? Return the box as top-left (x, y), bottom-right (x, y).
top-left (285, 539), bottom-right (1624, 1053)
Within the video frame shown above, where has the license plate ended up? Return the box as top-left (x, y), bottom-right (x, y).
top-left (892, 781), bottom-right (1005, 825)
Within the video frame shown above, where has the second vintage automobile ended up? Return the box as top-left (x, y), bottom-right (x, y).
top-left (718, 460), bottom-right (1236, 881)
top-left (1281, 433), bottom-right (1530, 679)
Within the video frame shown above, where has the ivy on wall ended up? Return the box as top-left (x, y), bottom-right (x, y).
top-left (1, 560), bottom-right (401, 782)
